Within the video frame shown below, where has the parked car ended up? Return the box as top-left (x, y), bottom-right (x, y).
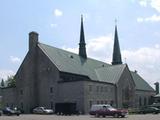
top-left (138, 106), bottom-right (160, 114)
top-left (2, 107), bottom-right (21, 116)
top-left (149, 103), bottom-right (160, 109)
top-left (33, 107), bottom-right (53, 114)
top-left (89, 104), bottom-right (128, 118)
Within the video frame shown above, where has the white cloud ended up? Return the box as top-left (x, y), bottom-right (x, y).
top-left (62, 34), bottom-right (113, 62)
top-left (155, 44), bottom-right (160, 48)
top-left (122, 45), bottom-right (160, 87)
top-left (137, 17), bottom-right (144, 22)
top-left (0, 69), bottom-right (15, 80)
top-left (51, 23), bottom-right (58, 28)
top-left (10, 56), bottom-right (21, 63)
top-left (54, 9), bottom-right (63, 17)
top-left (145, 14), bottom-right (160, 21)
top-left (137, 14), bottom-right (160, 22)
top-left (62, 46), bottom-right (78, 54)
top-left (62, 34), bottom-right (160, 87)
top-left (139, 0), bottom-right (148, 7)
top-left (82, 13), bottom-right (89, 22)
top-left (138, 0), bottom-right (160, 13)
top-left (87, 34), bottom-right (113, 62)
top-left (150, 0), bottom-right (160, 12)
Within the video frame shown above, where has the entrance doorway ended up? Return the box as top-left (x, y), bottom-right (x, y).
top-left (55, 102), bottom-right (78, 115)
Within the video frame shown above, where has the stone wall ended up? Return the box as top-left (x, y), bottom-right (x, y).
top-left (83, 81), bottom-right (115, 113)
top-left (135, 90), bottom-right (155, 108)
top-left (117, 66), bottom-right (136, 108)
top-left (36, 47), bottom-right (59, 111)
top-left (57, 81), bottom-right (85, 113)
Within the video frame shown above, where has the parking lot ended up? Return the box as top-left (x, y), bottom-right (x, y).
top-left (0, 114), bottom-right (160, 120)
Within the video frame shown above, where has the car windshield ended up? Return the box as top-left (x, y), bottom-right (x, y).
top-left (39, 107), bottom-right (46, 110)
top-left (107, 106), bottom-right (117, 111)
top-left (150, 107), bottom-right (159, 110)
top-left (6, 107), bottom-right (12, 110)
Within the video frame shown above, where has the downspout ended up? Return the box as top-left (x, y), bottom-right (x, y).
top-left (115, 84), bottom-right (118, 108)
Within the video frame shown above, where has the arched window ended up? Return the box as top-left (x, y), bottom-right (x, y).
top-left (125, 86), bottom-right (129, 100)
top-left (144, 97), bottom-right (147, 106)
top-left (139, 97), bottom-right (142, 106)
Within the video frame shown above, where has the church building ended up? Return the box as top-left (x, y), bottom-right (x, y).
top-left (1, 16), bottom-right (155, 113)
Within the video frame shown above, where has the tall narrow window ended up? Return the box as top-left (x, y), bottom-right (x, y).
top-left (105, 86), bottom-right (108, 92)
top-left (105, 101), bottom-right (108, 104)
top-left (50, 87), bottom-right (53, 93)
top-left (97, 86), bottom-right (99, 92)
top-left (20, 89), bottom-right (23, 95)
top-left (89, 101), bottom-right (92, 108)
top-left (110, 100), bottom-right (114, 106)
top-left (139, 97), bottom-right (142, 106)
top-left (144, 97), bottom-right (147, 106)
top-left (50, 101), bottom-right (53, 109)
top-left (100, 86), bottom-right (103, 92)
top-left (89, 85), bottom-right (92, 92)
top-left (21, 102), bottom-right (23, 109)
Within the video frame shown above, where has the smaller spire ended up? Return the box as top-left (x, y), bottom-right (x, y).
top-left (79, 15), bottom-right (87, 59)
top-left (112, 21), bottom-right (122, 65)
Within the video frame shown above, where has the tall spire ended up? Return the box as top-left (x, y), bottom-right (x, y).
top-left (79, 15), bottom-right (87, 59)
top-left (112, 21), bottom-right (122, 65)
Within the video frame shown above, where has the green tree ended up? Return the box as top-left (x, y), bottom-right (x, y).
top-left (1, 79), bottom-right (5, 87)
top-left (7, 75), bottom-right (16, 87)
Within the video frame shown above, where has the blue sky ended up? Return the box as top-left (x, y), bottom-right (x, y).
top-left (0, 0), bottom-right (160, 87)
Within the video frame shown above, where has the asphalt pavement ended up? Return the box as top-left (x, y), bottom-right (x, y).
top-left (0, 114), bottom-right (160, 120)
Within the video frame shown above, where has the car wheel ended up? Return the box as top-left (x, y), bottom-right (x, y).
top-left (102, 115), bottom-right (106, 118)
top-left (121, 115), bottom-right (125, 118)
top-left (17, 114), bottom-right (20, 116)
top-left (114, 113), bottom-right (119, 118)
top-left (95, 113), bottom-right (99, 117)
top-left (153, 112), bottom-right (158, 114)
top-left (7, 113), bottom-right (11, 116)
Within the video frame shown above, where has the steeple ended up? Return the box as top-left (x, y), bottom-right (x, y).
top-left (112, 22), bottom-right (122, 65)
top-left (79, 15), bottom-right (87, 59)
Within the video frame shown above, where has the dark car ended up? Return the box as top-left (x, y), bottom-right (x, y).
top-left (2, 107), bottom-right (21, 116)
top-left (89, 104), bottom-right (128, 118)
top-left (138, 106), bottom-right (160, 114)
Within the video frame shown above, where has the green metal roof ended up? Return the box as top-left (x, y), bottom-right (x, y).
top-left (38, 43), bottom-right (154, 91)
top-left (38, 43), bottom-right (111, 81)
top-left (95, 64), bottom-right (126, 84)
top-left (38, 43), bottom-right (127, 84)
top-left (131, 71), bottom-right (154, 91)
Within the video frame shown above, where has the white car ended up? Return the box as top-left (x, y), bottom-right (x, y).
top-left (33, 107), bottom-right (53, 114)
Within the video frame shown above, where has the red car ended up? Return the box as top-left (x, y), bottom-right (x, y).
top-left (89, 104), bottom-right (127, 118)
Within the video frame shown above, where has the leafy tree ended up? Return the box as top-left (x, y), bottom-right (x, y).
top-left (1, 79), bottom-right (5, 87)
top-left (6, 75), bottom-right (16, 87)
